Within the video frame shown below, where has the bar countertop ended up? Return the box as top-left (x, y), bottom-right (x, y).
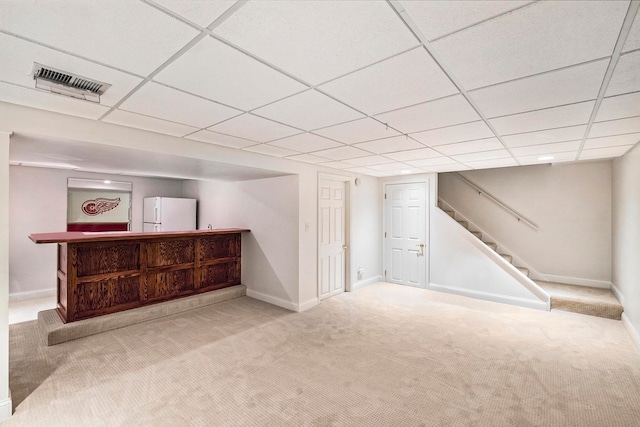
top-left (29, 228), bottom-right (250, 244)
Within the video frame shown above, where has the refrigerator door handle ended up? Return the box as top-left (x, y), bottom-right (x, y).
top-left (154, 206), bottom-right (159, 223)
top-left (154, 224), bottom-right (159, 232)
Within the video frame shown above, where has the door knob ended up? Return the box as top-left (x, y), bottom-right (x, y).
top-left (416, 243), bottom-right (425, 256)
top-left (342, 244), bottom-right (348, 250)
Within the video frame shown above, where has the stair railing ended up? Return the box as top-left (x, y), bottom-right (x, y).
top-left (452, 172), bottom-right (539, 231)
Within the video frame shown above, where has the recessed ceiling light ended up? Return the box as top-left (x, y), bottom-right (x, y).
top-left (103, 180), bottom-right (112, 184)
top-left (538, 156), bottom-right (554, 161)
top-left (400, 170), bottom-right (412, 174)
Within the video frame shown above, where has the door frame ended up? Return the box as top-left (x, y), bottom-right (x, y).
top-left (381, 176), bottom-right (434, 289)
top-left (317, 172), bottom-right (352, 300)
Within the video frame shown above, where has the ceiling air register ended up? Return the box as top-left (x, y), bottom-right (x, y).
top-left (32, 62), bottom-right (111, 103)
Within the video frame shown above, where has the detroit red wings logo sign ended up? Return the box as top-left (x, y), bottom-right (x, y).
top-left (81, 198), bottom-right (121, 216)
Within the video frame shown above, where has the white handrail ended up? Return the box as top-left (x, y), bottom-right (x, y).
top-left (452, 172), bottom-right (539, 231)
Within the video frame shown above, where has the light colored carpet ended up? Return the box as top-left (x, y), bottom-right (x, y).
top-left (536, 281), bottom-right (624, 320)
top-left (4, 283), bottom-right (640, 426)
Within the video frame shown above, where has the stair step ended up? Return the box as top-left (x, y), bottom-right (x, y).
top-left (437, 200), bottom-right (443, 208)
top-left (535, 281), bottom-right (623, 320)
top-left (444, 210), bottom-right (455, 219)
top-left (470, 231), bottom-right (482, 239)
top-left (500, 254), bottom-right (513, 263)
top-left (457, 220), bottom-right (468, 229)
top-left (485, 242), bottom-right (497, 251)
top-left (516, 267), bottom-right (529, 277)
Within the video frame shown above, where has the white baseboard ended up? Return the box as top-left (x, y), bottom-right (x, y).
top-left (246, 289), bottom-right (298, 312)
top-left (622, 313), bottom-right (640, 353)
top-left (9, 288), bottom-right (56, 302)
top-left (246, 289), bottom-right (318, 313)
top-left (429, 282), bottom-right (549, 311)
top-left (0, 391), bottom-right (12, 421)
top-left (541, 274), bottom-right (611, 289)
top-left (350, 275), bottom-right (381, 292)
top-left (611, 283), bottom-right (625, 306)
top-left (297, 297), bottom-right (319, 313)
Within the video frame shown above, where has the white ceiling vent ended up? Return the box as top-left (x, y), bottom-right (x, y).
top-left (32, 62), bottom-right (111, 103)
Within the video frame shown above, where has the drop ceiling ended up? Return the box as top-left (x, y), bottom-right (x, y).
top-left (1, 0), bottom-right (639, 178)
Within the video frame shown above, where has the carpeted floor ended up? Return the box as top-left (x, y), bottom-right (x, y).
top-left (3, 283), bottom-right (640, 426)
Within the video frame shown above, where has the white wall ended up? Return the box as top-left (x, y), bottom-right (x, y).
top-left (439, 161), bottom-right (612, 286)
top-left (0, 132), bottom-right (12, 421)
top-left (9, 166), bottom-right (184, 296)
top-left (612, 143), bottom-right (640, 347)
top-left (184, 172), bottom-right (382, 310)
top-left (183, 175), bottom-right (300, 308)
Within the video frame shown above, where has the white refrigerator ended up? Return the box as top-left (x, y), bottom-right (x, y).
top-left (143, 197), bottom-right (196, 232)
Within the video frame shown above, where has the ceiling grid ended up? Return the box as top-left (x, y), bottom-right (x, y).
top-left (1, 0), bottom-right (639, 178)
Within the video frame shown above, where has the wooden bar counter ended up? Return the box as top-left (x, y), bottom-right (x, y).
top-left (29, 229), bottom-right (249, 323)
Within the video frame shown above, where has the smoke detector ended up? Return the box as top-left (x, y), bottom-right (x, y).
top-left (32, 62), bottom-right (111, 103)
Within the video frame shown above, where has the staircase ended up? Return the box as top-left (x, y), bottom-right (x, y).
top-left (437, 198), bottom-right (624, 320)
top-left (438, 199), bottom-right (531, 278)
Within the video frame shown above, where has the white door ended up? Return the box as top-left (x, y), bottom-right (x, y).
top-left (319, 179), bottom-right (346, 300)
top-left (385, 183), bottom-right (427, 288)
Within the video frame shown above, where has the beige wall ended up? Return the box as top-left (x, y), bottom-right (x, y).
top-left (9, 166), bottom-right (184, 296)
top-left (439, 161), bottom-right (612, 285)
top-left (612, 143), bottom-right (640, 343)
top-left (184, 176), bottom-right (301, 308)
top-left (0, 132), bottom-right (11, 420)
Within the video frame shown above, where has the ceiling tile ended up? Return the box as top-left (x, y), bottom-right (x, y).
top-left (244, 144), bottom-right (298, 157)
top-left (119, 82), bottom-right (241, 128)
top-left (469, 59), bottom-right (608, 118)
top-left (452, 149), bottom-right (512, 163)
top-left (623, 11), bottom-right (640, 53)
top-left (385, 148), bottom-right (441, 162)
top-left (368, 170), bottom-right (397, 177)
top-left (590, 116), bottom-right (640, 138)
top-left (319, 161), bottom-right (355, 170)
top-left (583, 133), bottom-right (640, 150)
top-left (596, 92), bottom-right (640, 122)
top-left (464, 157), bottom-right (519, 170)
top-left (269, 133), bottom-right (342, 153)
top-left (426, 163), bottom-right (471, 172)
top-left (0, 1), bottom-right (199, 75)
top-left (369, 162), bottom-right (413, 172)
top-left (313, 118), bottom-right (400, 144)
top-left (510, 140), bottom-right (582, 157)
top-left (253, 90), bottom-right (364, 131)
top-left (375, 94), bottom-right (480, 134)
top-left (150, 0), bottom-right (235, 28)
top-left (312, 145), bottom-right (371, 161)
top-left (410, 120), bottom-right (494, 146)
top-left (0, 81), bottom-right (109, 120)
top-left (502, 125), bottom-right (587, 148)
top-left (345, 166), bottom-right (376, 174)
top-left (406, 157), bottom-right (460, 167)
top-left (606, 51), bottom-right (640, 97)
top-left (490, 101), bottom-right (595, 135)
top-left (286, 154), bottom-right (330, 164)
top-left (0, 33), bottom-right (143, 108)
top-left (102, 110), bottom-right (197, 137)
top-left (208, 113), bottom-right (300, 142)
top-left (399, 0), bottom-right (533, 41)
top-left (154, 37), bottom-right (307, 111)
top-left (353, 136), bottom-right (424, 154)
top-left (431, 1), bottom-right (628, 89)
top-left (185, 130), bottom-right (255, 149)
top-left (345, 155), bottom-right (395, 167)
top-left (319, 47), bottom-right (458, 115)
top-left (580, 145), bottom-right (633, 160)
top-left (212, 1), bottom-right (418, 84)
top-left (436, 137), bottom-right (504, 156)
top-left (516, 151), bottom-right (578, 165)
